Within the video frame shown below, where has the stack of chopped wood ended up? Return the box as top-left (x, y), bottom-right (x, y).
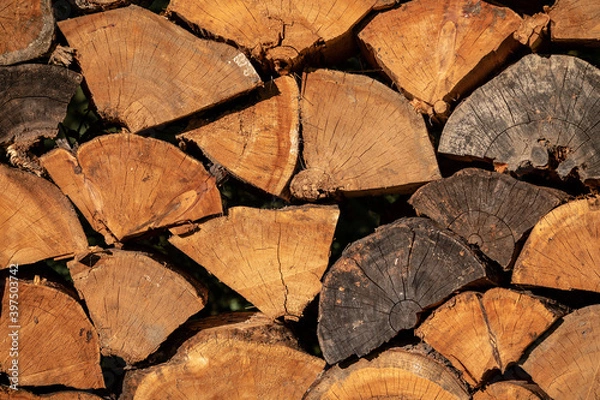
top-left (1, 0), bottom-right (599, 399)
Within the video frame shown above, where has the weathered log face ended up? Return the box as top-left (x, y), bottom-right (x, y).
top-left (318, 217), bottom-right (493, 364)
top-left (58, 5), bottom-right (261, 132)
top-left (290, 69), bottom-right (440, 201)
top-left (439, 54), bottom-right (600, 184)
top-left (41, 133), bottom-right (223, 244)
top-left (409, 168), bottom-right (567, 269)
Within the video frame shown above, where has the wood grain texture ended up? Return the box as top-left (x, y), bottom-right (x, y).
top-left (473, 381), bottom-right (546, 400)
top-left (548, 0), bottom-right (600, 45)
top-left (58, 5), bottom-right (261, 132)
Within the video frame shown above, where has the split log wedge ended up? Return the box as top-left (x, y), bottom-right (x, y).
top-left (120, 313), bottom-right (325, 400)
top-left (439, 54), bottom-right (600, 183)
top-left (473, 381), bottom-right (547, 400)
top-left (0, 64), bottom-right (82, 146)
top-left (68, 250), bottom-right (208, 364)
top-left (58, 5), bottom-right (261, 133)
top-left (416, 288), bottom-right (563, 387)
top-left (0, 277), bottom-right (104, 389)
top-left (512, 196), bottom-right (600, 293)
top-left (409, 168), bottom-right (567, 269)
top-left (548, 0), bottom-right (600, 45)
top-left (521, 305), bottom-right (600, 400)
top-left (180, 76), bottom-right (299, 198)
top-left (290, 69), bottom-right (440, 201)
top-left (41, 133), bottom-right (223, 245)
top-left (318, 217), bottom-right (495, 364)
top-left (168, 0), bottom-right (392, 73)
top-left (358, 0), bottom-right (522, 115)
top-left (0, 0), bottom-right (54, 65)
top-left (170, 205), bottom-right (339, 319)
top-left (0, 387), bottom-right (104, 399)
top-left (0, 164), bottom-right (88, 268)
top-left (304, 347), bottom-right (470, 400)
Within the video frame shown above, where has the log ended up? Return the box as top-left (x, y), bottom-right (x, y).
top-left (180, 76), bottom-right (299, 198)
top-left (121, 312), bottom-right (325, 400)
top-left (358, 0), bottom-right (522, 115)
top-left (473, 381), bottom-right (547, 400)
top-left (0, 164), bottom-right (88, 268)
top-left (318, 217), bottom-right (495, 364)
top-left (0, 64), bottom-right (82, 146)
top-left (70, 0), bottom-right (127, 12)
top-left (0, 387), bottom-right (103, 399)
top-left (290, 69), bottom-right (440, 201)
top-left (512, 196), bottom-right (600, 293)
top-left (168, 0), bottom-right (391, 73)
top-left (58, 5), bottom-right (261, 133)
top-left (0, 276), bottom-right (104, 389)
top-left (169, 205), bottom-right (339, 319)
top-left (304, 347), bottom-right (470, 400)
top-left (438, 54), bottom-right (600, 183)
top-left (40, 133), bottom-right (223, 245)
top-left (415, 288), bottom-right (564, 387)
top-left (521, 305), bottom-right (600, 400)
top-left (67, 249), bottom-right (208, 364)
top-left (0, 0), bottom-right (54, 65)
top-left (409, 168), bottom-right (568, 269)
top-left (548, 0), bottom-right (600, 45)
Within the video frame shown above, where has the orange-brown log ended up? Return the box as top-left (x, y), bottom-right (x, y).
top-left (169, 205), bottom-right (339, 319)
top-left (58, 5), bottom-right (261, 133)
top-left (180, 76), bottom-right (299, 198)
top-left (473, 381), bottom-right (547, 400)
top-left (548, 0), bottom-right (600, 45)
top-left (0, 387), bottom-right (103, 399)
top-left (41, 133), bottom-right (223, 245)
top-left (68, 250), bottom-right (208, 364)
top-left (121, 313), bottom-right (325, 400)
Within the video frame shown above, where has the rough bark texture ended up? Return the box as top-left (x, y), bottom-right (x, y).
top-left (58, 5), bottom-right (262, 133)
top-left (0, 164), bottom-right (88, 268)
top-left (512, 196), bottom-right (600, 293)
top-left (521, 305), bottom-right (600, 400)
top-left (121, 313), bottom-right (325, 400)
top-left (41, 133), bottom-right (223, 245)
top-left (170, 205), bottom-right (339, 319)
top-left (548, 0), bottom-right (600, 45)
top-left (0, 0), bottom-right (54, 65)
top-left (473, 381), bottom-right (547, 400)
top-left (358, 0), bottom-right (522, 115)
top-left (180, 76), bottom-right (299, 198)
top-left (290, 69), bottom-right (440, 201)
top-left (439, 54), bottom-right (600, 183)
top-left (68, 250), bottom-right (208, 364)
top-left (318, 217), bottom-right (494, 364)
top-left (409, 168), bottom-right (568, 269)
top-left (0, 64), bottom-right (82, 146)
top-left (0, 279), bottom-right (104, 389)
top-left (305, 347), bottom-right (470, 400)
top-left (416, 288), bottom-right (563, 387)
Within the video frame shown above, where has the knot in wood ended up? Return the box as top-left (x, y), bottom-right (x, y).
top-left (290, 168), bottom-right (334, 201)
top-left (389, 299), bottom-right (421, 331)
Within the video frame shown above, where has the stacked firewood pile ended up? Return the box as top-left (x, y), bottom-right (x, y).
top-left (0, 0), bottom-right (599, 398)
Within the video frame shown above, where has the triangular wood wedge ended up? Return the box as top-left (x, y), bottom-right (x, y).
top-left (548, 0), bottom-right (600, 45)
top-left (58, 5), bottom-right (261, 133)
top-left (521, 305), bottom-right (600, 400)
top-left (439, 54), bottom-right (600, 183)
top-left (305, 347), bottom-right (470, 400)
top-left (416, 288), bottom-right (564, 387)
top-left (170, 205), bottom-right (339, 319)
top-left (0, 64), bottom-right (82, 146)
top-left (41, 133), bottom-right (222, 245)
top-left (168, 0), bottom-right (392, 72)
top-left (473, 381), bottom-right (547, 400)
top-left (0, 164), bottom-right (88, 268)
top-left (0, 277), bottom-right (104, 389)
top-left (290, 69), bottom-right (440, 201)
top-left (68, 250), bottom-right (208, 364)
top-left (512, 196), bottom-right (600, 293)
top-left (0, 0), bottom-right (54, 65)
top-left (179, 76), bottom-right (299, 197)
top-left (409, 168), bottom-right (568, 269)
top-left (318, 217), bottom-right (495, 364)
top-left (121, 313), bottom-right (325, 400)
top-left (358, 0), bottom-right (522, 115)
